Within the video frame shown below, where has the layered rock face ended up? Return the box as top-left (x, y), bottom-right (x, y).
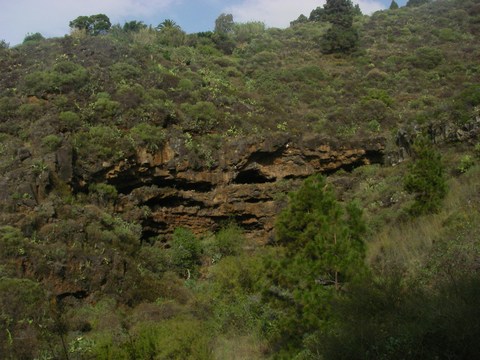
top-left (99, 134), bottom-right (385, 242)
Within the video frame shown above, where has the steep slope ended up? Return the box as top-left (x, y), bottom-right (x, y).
top-left (0, 0), bottom-right (480, 358)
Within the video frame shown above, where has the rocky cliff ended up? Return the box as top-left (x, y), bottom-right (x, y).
top-left (0, 133), bottom-right (386, 243)
top-left (90, 134), bottom-right (385, 242)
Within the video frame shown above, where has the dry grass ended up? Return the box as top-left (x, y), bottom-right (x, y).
top-left (366, 164), bottom-right (480, 275)
top-left (212, 334), bottom-right (268, 360)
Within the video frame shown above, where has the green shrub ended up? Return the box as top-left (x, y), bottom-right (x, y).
top-left (0, 96), bottom-right (21, 118)
top-left (170, 227), bottom-right (202, 277)
top-left (88, 183), bottom-right (118, 204)
top-left (181, 101), bottom-right (218, 133)
top-left (89, 92), bottom-right (121, 121)
top-left (23, 62), bottom-right (88, 96)
top-left (74, 125), bottom-right (133, 162)
top-left (41, 134), bottom-right (62, 151)
top-left (59, 111), bottom-right (81, 131)
top-left (178, 78), bottom-right (195, 91)
top-left (321, 26), bottom-right (359, 54)
top-left (130, 123), bottom-right (165, 151)
top-left (409, 47), bottom-right (444, 70)
top-left (212, 223), bottom-right (245, 259)
top-left (458, 155), bottom-right (475, 173)
top-left (17, 103), bottom-right (42, 120)
top-left (0, 226), bottom-right (27, 257)
top-left (0, 277), bottom-right (48, 359)
top-left (404, 137), bottom-right (447, 215)
top-left (23, 32), bottom-right (45, 43)
top-left (110, 62), bottom-right (142, 83)
top-left (52, 61), bottom-right (89, 92)
top-left (120, 317), bottom-right (211, 360)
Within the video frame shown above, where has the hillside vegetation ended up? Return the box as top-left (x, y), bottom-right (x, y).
top-left (1, 0), bottom-right (480, 358)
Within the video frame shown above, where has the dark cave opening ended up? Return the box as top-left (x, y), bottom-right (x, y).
top-left (234, 169), bottom-right (276, 184)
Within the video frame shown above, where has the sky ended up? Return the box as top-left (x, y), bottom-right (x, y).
top-left (0, 0), bottom-right (407, 46)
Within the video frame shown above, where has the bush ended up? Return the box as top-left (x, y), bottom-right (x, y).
top-left (0, 226), bottom-right (27, 257)
top-left (23, 62), bottom-right (88, 96)
top-left (170, 228), bottom-right (202, 277)
top-left (88, 92), bottom-right (121, 121)
top-left (108, 317), bottom-right (211, 359)
top-left (181, 101), bottom-right (218, 133)
top-left (115, 84), bottom-right (146, 110)
top-left (404, 137), bottom-right (447, 215)
top-left (109, 62), bottom-right (142, 83)
top-left (41, 134), bottom-right (62, 151)
top-left (88, 183), bottom-right (118, 204)
top-left (59, 111), bottom-right (81, 131)
top-left (23, 32), bottom-right (45, 43)
top-left (212, 223), bottom-right (245, 259)
top-left (409, 47), bottom-right (444, 70)
top-left (458, 155), bottom-right (475, 173)
top-left (321, 26), bottom-right (359, 54)
top-left (0, 277), bottom-right (48, 359)
top-left (130, 123), bottom-right (165, 151)
top-left (74, 125), bottom-right (133, 162)
top-left (17, 103), bottom-right (42, 120)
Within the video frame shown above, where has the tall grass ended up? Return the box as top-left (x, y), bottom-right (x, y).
top-left (366, 165), bottom-right (480, 275)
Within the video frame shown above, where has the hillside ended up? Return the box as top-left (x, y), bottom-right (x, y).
top-left (1, 0), bottom-right (480, 358)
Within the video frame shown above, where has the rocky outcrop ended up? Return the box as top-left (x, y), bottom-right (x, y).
top-left (96, 134), bottom-right (386, 242)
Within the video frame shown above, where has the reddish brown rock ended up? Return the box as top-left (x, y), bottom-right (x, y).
top-left (104, 134), bottom-right (385, 241)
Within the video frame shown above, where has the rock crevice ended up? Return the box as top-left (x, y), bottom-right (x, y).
top-left (102, 134), bottom-right (386, 241)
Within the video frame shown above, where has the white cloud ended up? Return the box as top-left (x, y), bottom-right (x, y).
top-left (0, 0), bottom-right (386, 45)
top-left (356, 0), bottom-right (385, 14)
top-left (224, 0), bottom-right (385, 28)
top-left (0, 0), bottom-right (179, 45)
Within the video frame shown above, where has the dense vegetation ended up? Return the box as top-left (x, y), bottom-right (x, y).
top-left (1, 0), bottom-right (480, 358)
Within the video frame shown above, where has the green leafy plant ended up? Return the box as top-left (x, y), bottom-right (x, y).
top-left (404, 137), bottom-right (447, 215)
top-left (170, 228), bottom-right (202, 278)
top-left (458, 155), bottom-right (474, 173)
top-left (267, 174), bottom-right (367, 355)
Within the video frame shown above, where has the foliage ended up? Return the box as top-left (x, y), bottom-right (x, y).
top-left (130, 123), bottom-right (166, 151)
top-left (170, 227), bottom-right (202, 277)
top-left (23, 61), bottom-right (89, 96)
top-left (23, 32), bottom-right (45, 43)
top-left (58, 111), bottom-right (81, 131)
top-left (41, 134), bottom-right (62, 151)
top-left (458, 154), bottom-right (474, 173)
top-left (123, 20), bottom-right (147, 33)
top-left (310, 273), bottom-right (480, 360)
top-left (390, 0), bottom-right (399, 10)
top-left (215, 13), bottom-right (234, 34)
top-left (322, 25), bottom-right (359, 54)
top-left (321, 0), bottom-right (359, 54)
top-left (74, 125), bottom-right (133, 162)
top-left (69, 14), bottom-right (112, 35)
top-left (211, 222), bottom-right (245, 259)
top-left (181, 101), bottom-right (218, 133)
top-left (0, 1), bottom-right (480, 358)
top-left (407, 0), bottom-right (431, 7)
top-left (156, 19), bottom-right (181, 30)
top-left (0, 277), bottom-right (49, 359)
top-left (267, 174), bottom-right (367, 355)
top-left (88, 183), bottom-right (118, 204)
top-left (0, 226), bottom-right (27, 258)
top-left (404, 137), bottom-right (447, 215)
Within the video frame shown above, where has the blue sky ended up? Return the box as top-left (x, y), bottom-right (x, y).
top-left (0, 0), bottom-right (407, 46)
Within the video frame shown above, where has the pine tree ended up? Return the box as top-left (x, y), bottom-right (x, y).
top-left (267, 175), bottom-right (367, 353)
top-left (390, 0), bottom-right (400, 10)
top-left (406, 0), bottom-right (431, 7)
top-left (404, 137), bottom-right (447, 215)
top-left (320, 0), bottom-right (359, 54)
